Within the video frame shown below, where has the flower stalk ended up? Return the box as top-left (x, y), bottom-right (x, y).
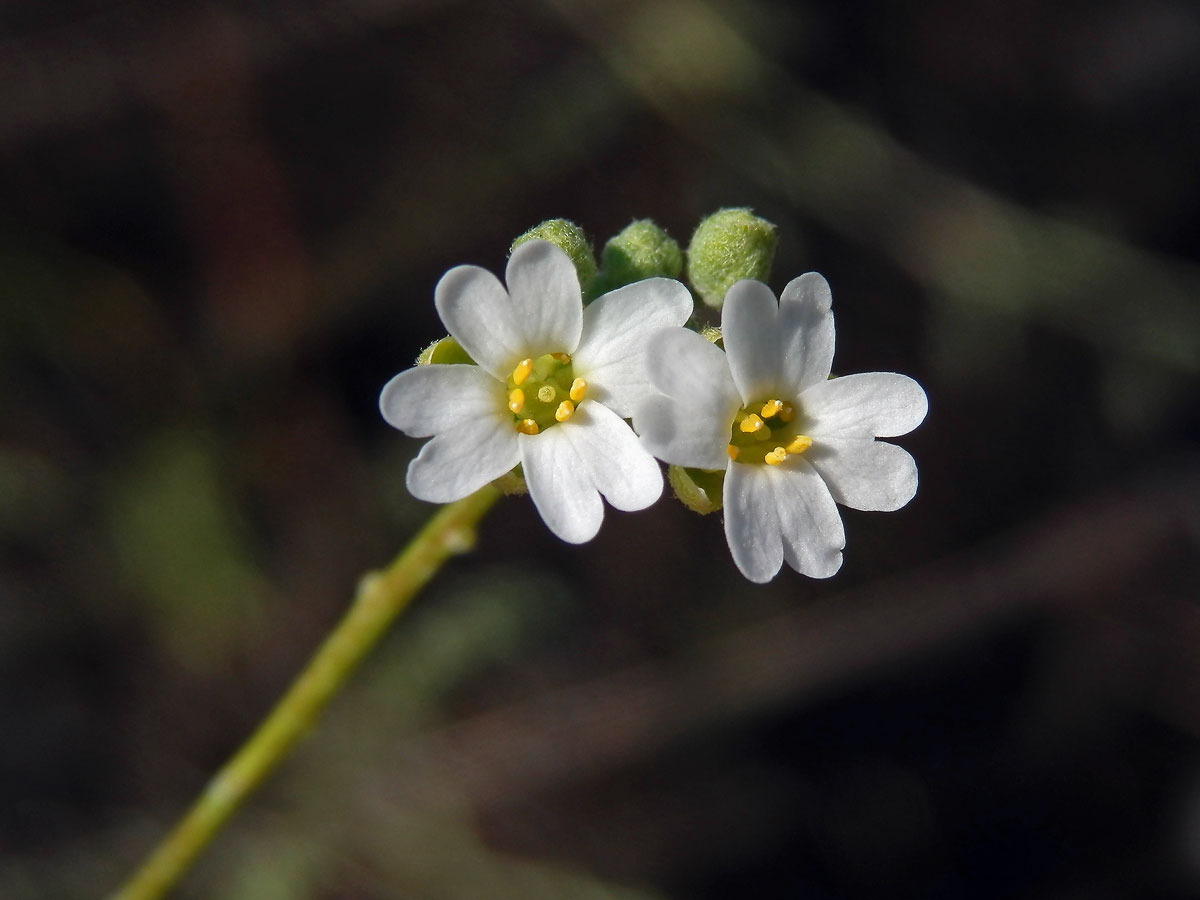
top-left (109, 485), bottom-right (502, 900)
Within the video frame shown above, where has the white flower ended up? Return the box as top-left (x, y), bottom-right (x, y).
top-left (380, 239), bottom-right (693, 543)
top-left (634, 274), bottom-right (927, 582)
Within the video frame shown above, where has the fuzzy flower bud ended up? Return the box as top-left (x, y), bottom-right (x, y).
top-left (593, 219), bottom-right (683, 295)
top-left (511, 219), bottom-right (597, 293)
top-left (686, 208), bottom-right (778, 308)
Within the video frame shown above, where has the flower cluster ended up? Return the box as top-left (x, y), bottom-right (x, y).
top-left (381, 220), bottom-right (927, 582)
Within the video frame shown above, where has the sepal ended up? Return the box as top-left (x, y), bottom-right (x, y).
top-left (417, 335), bottom-right (476, 366)
top-left (667, 464), bottom-right (724, 514)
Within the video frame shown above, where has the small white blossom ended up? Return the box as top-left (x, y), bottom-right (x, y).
top-left (380, 240), bottom-right (692, 543)
top-left (634, 274), bottom-right (927, 582)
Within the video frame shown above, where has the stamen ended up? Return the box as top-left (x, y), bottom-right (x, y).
top-left (726, 400), bottom-right (809, 466)
top-left (508, 388), bottom-right (525, 414)
top-left (551, 352), bottom-right (572, 364)
top-left (739, 414), bottom-right (765, 434)
top-left (537, 384), bottom-right (557, 403)
top-left (512, 358), bottom-right (534, 385)
top-left (555, 400), bottom-right (575, 422)
top-left (785, 434), bottom-right (813, 454)
top-left (516, 418), bottom-right (540, 435)
top-left (569, 377), bottom-right (588, 403)
top-left (760, 399), bottom-right (784, 419)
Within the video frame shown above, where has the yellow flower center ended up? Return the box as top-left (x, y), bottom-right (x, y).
top-left (726, 398), bottom-right (813, 465)
top-left (505, 353), bottom-right (588, 434)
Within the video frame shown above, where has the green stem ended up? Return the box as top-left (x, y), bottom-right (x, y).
top-left (109, 486), bottom-right (502, 900)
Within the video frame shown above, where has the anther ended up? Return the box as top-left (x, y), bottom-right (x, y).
top-left (764, 447), bottom-right (788, 466)
top-left (726, 444), bottom-right (739, 461)
top-left (760, 399), bottom-right (784, 418)
top-left (508, 389), bottom-right (525, 414)
top-left (778, 402), bottom-right (795, 423)
top-left (555, 400), bottom-right (575, 422)
top-left (785, 435), bottom-right (813, 454)
top-left (739, 414), bottom-right (765, 434)
top-left (551, 352), bottom-right (572, 364)
top-left (516, 418), bottom-right (539, 435)
top-left (512, 359), bottom-right (534, 385)
top-left (569, 377), bottom-right (588, 403)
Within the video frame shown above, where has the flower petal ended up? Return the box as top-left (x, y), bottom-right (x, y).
top-left (800, 372), bottom-right (928, 439)
top-left (636, 327), bottom-right (742, 469)
top-left (504, 240), bottom-right (584, 356)
top-left (435, 264), bottom-right (527, 379)
top-left (779, 272), bottom-right (835, 394)
top-left (722, 457), bottom-right (846, 582)
top-left (406, 414), bottom-right (520, 503)
top-left (805, 438), bottom-right (918, 512)
top-left (722, 279), bottom-right (781, 405)
top-left (560, 401), bottom-right (663, 511)
top-left (644, 327), bottom-right (741, 409)
top-left (770, 458), bottom-right (845, 578)
top-left (723, 462), bottom-right (784, 583)
top-left (572, 277), bottom-right (693, 416)
top-left (634, 394), bottom-right (735, 471)
top-left (519, 425), bottom-right (605, 544)
top-left (379, 364), bottom-right (501, 438)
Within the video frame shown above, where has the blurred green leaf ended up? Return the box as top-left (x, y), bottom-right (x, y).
top-left (106, 429), bottom-right (265, 672)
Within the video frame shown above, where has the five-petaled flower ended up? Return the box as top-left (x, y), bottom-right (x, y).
top-left (634, 274), bottom-right (927, 583)
top-left (380, 240), bottom-right (692, 543)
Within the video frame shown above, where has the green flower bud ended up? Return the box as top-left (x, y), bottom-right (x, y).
top-left (511, 219), bottom-right (597, 293)
top-left (667, 465), bottom-right (724, 514)
top-left (417, 335), bottom-right (475, 366)
top-left (699, 325), bottom-right (723, 346)
top-left (596, 219), bottom-right (683, 292)
top-left (686, 208), bottom-right (778, 308)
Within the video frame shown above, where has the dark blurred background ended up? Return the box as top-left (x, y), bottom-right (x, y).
top-left (2, 1), bottom-right (1200, 897)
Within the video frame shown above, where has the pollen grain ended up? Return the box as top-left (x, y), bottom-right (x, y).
top-left (512, 358), bottom-right (534, 385)
top-left (785, 434), bottom-right (813, 454)
top-left (764, 447), bottom-right (788, 465)
top-left (739, 414), bottom-right (765, 434)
